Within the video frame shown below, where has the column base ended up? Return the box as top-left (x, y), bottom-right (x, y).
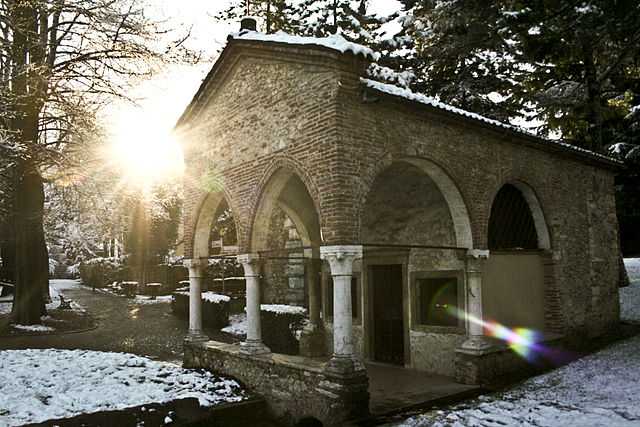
top-left (458, 335), bottom-right (495, 355)
top-left (239, 340), bottom-right (271, 356)
top-left (299, 324), bottom-right (326, 357)
top-left (318, 357), bottom-right (369, 421)
top-left (323, 355), bottom-right (366, 378)
top-left (185, 331), bottom-right (209, 344)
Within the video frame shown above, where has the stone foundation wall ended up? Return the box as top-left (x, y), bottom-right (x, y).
top-left (454, 338), bottom-right (565, 385)
top-left (184, 341), bottom-right (368, 426)
top-left (409, 331), bottom-right (466, 376)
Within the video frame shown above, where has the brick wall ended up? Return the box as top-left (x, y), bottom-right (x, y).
top-left (178, 40), bottom-right (621, 338)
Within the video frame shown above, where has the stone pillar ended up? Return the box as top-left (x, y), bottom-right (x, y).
top-left (238, 253), bottom-right (270, 355)
top-left (459, 249), bottom-right (493, 353)
top-left (320, 245), bottom-right (364, 375)
top-left (307, 257), bottom-right (322, 326)
top-left (299, 257), bottom-right (325, 357)
top-left (183, 258), bottom-right (208, 343)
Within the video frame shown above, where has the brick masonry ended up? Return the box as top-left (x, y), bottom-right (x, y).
top-left (177, 38), bottom-right (622, 379)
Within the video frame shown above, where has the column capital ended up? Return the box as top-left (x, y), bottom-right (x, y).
top-left (237, 253), bottom-right (261, 277)
top-left (237, 252), bottom-right (261, 264)
top-left (466, 249), bottom-right (490, 259)
top-left (466, 249), bottom-right (489, 273)
top-left (183, 258), bottom-right (207, 275)
top-left (320, 245), bottom-right (362, 276)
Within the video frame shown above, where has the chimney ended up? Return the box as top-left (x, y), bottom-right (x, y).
top-left (240, 16), bottom-right (257, 32)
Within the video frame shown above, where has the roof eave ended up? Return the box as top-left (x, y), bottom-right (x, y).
top-left (363, 85), bottom-right (624, 172)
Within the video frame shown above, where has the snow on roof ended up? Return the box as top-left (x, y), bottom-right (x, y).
top-left (229, 31), bottom-right (380, 61)
top-left (361, 78), bottom-right (621, 165)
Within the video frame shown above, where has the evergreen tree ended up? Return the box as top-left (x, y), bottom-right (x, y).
top-left (390, 0), bottom-right (640, 153)
top-left (214, 0), bottom-right (299, 34)
top-left (294, 0), bottom-right (383, 45)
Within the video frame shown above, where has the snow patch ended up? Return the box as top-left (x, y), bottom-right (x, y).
top-left (202, 292), bottom-right (231, 304)
top-left (0, 349), bottom-right (245, 426)
top-left (261, 304), bottom-right (307, 315)
top-left (230, 31), bottom-right (380, 61)
top-left (11, 324), bottom-right (55, 332)
top-left (133, 295), bottom-right (173, 305)
top-left (221, 313), bottom-right (247, 336)
top-left (621, 258), bottom-right (640, 322)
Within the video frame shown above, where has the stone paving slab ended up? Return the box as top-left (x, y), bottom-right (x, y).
top-left (366, 362), bottom-right (481, 416)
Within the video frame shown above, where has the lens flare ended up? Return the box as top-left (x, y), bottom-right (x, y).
top-left (446, 307), bottom-right (571, 365)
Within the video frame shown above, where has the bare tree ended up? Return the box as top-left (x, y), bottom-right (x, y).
top-left (0, 0), bottom-right (188, 324)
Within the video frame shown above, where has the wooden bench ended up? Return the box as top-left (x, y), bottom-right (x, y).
top-left (58, 295), bottom-right (73, 310)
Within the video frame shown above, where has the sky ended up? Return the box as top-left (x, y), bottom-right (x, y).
top-left (108, 1), bottom-right (403, 144)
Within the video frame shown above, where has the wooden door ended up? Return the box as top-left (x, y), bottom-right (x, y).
top-left (371, 264), bottom-right (404, 365)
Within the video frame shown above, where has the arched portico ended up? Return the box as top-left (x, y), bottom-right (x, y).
top-left (184, 190), bottom-right (240, 343)
top-left (249, 167), bottom-right (322, 253)
top-left (242, 165), bottom-right (325, 356)
top-left (358, 158), bottom-right (475, 372)
top-left (192, 191), bottom-right (240, 259)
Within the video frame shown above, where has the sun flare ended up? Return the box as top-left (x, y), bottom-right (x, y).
top-left (109, 112), bottom-right (184, 187)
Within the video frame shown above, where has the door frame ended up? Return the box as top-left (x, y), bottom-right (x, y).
top-left (363, 248), bottom-right (410, 367)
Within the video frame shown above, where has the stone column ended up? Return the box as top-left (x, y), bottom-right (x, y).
top-left (307, 257), bottom-right (322, 327)
top-left (299, 257), bottom-right (325, 357)
top-left (238, 253), bottom-right (270, 355)
top-left (320, 245), bottom-right (364, 375)
top-left (183, 258), bottom-right (208, 343)
top-left (459, 249), bottom-right (493, 353)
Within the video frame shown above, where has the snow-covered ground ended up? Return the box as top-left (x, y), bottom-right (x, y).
top-left (0, 349), bottom-right (245, 426)
top-left (396, 258), bottom-right (640, 427)
top-left (0, 280), bottom-right (84, 328)
top-left (621, 258), bottom-right (640, 322)
top-left (0, 301), bottom-right (10, 316)
top-left (222, 313), bottom-right (247, 336)
top-left (133, 295), bottom-right (173, 305)
top-left (624, 258), bottom-right (640, 285)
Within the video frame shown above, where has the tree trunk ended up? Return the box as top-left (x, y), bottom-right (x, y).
top-left (12, 160), bottom-right (48, 324)
top-left (0, 219), bottom-right (16, 283)
top-left (581, 37), bottom-right (603, 152)
top-left (266, 0), bottom-right (272, 34)
top-left (9, 0), bottom-right (50, 324)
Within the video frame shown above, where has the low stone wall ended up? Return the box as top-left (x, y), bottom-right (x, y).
top-left (184, 341), bottom-right (369, 426)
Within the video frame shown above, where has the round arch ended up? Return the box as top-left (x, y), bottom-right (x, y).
top-left (363, 157), bottom-right (474, 249)
top-left (249, 167), bottom-right (322, 253)
top-left (488, 180), bottom-right (551, 250)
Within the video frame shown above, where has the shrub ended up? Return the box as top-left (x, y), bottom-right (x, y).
top-left (261, 304), bottom-right (307, 355)
top-left (79, 257), bottom-right (128, 288)
top-left (171, 291), bottom-right (230, 329)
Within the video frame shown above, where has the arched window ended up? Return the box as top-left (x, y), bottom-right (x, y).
top-left (488, 184), bottom-right (538, 250)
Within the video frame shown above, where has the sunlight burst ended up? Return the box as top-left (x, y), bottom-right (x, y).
top-left (109, 112), bottom-right (184, 187)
